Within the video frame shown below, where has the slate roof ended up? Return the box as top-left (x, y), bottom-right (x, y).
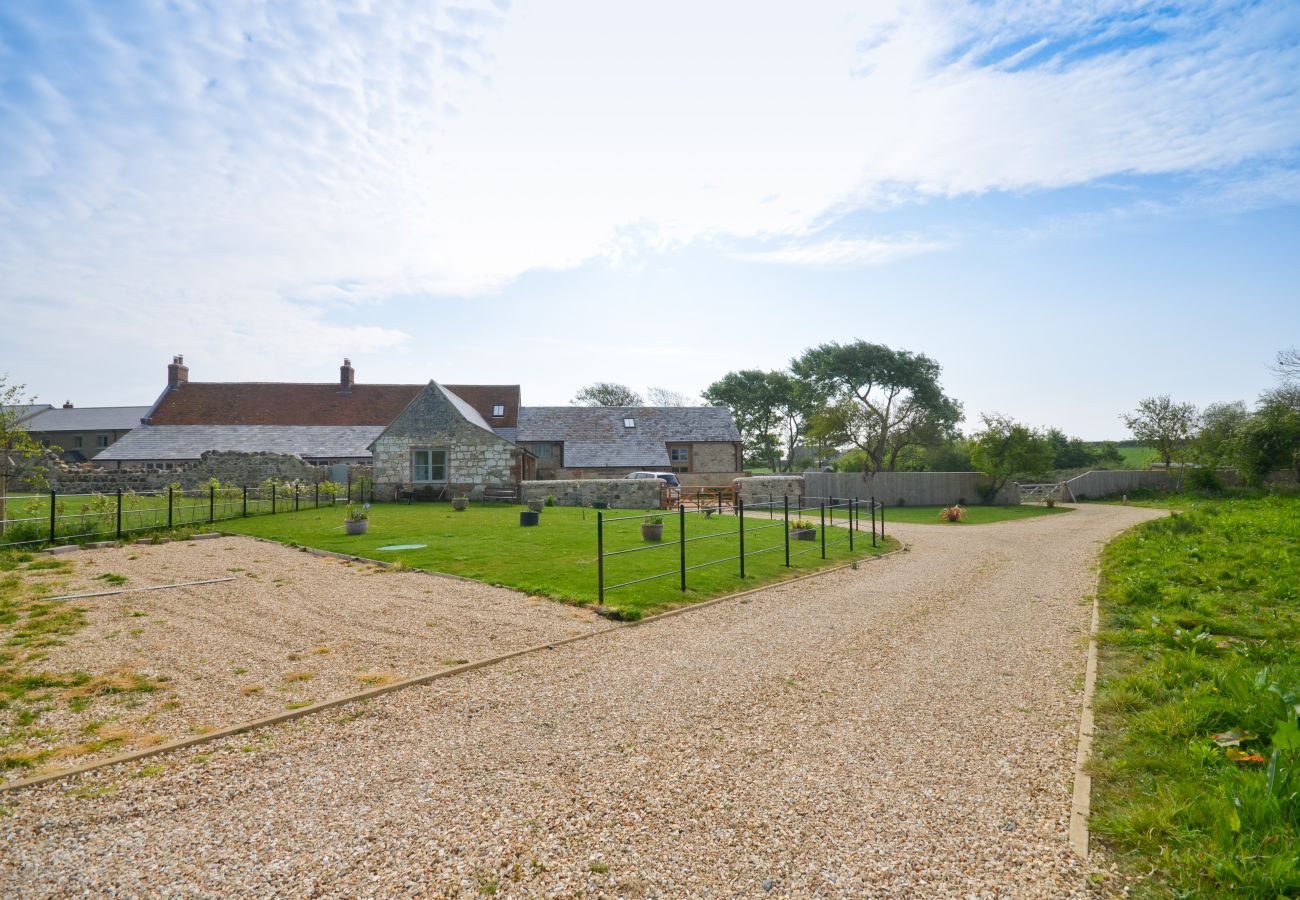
top-left (95, 425), bottom-right (383, 461)
top-left (25, 406), bottom-right (150, 432)
top-left (2, 404), bottom-right (52, 424)
top-left (514, 406), bottom-right (741, 467)
top-left (149, 383), bottom-right (423, 426)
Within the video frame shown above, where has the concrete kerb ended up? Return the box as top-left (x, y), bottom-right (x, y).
top-left (1, 536), bottom-right (907, 794)
top-left (1069, 579), bottom-right (1102, 859)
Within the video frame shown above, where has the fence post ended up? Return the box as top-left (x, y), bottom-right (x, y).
top-left (717, 490), bottom-right (722, 517)
top-left (209, 485), bottom-right (215, 524)
top-left (820, 501), bottom-right (826, 560)
top-left (294, 484), bottom-right (299, 512)
top-left (880, 501), bottom-right (885, 539)
top-left (272, 483), bottom-right (276, 515)
top-left (49, 489), bottom-right (57, 544)
top-left (679, 504), bottom-right (687, 592)
top-left (346, 474), bottom-right (352, 504)
top-left (167, 487), bottom-right (173, 529)
top-left (871, 495), bottom-right (877, 547)
top-left (242, 486), bottom-right (248, 517)
top-left (849, 497), bottom-right (854, 552)
top-left (738, 497), bottom-right (745, 579)
top-left (314, 482), bottom-right (319, 509)
top-left (596, 511), bottom-right (604, 607)
top-left (783, 495), bottom-right (791, 568)
top-left (116, 489), bottom-right (122, 540)
top-left (829, 496), bottom-right (834, 531)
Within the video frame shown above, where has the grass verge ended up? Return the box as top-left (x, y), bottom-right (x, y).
top-left (879, 504), bottom-right (1071, 525)
top-left (1090, 495), bottom-right (1300, 897)
top-left (221, 503), bottom-right (898, 618)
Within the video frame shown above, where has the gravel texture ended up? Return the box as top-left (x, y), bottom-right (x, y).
top-left (2, 536), bottom-right (601, 779)
top-left (0, 504), bottom-right (1161, 897)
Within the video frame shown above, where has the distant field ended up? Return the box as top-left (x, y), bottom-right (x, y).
top-left (1114, 445), bottom-right (1158, 468)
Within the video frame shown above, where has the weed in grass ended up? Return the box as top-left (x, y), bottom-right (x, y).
top-left (440, 658), bottom-right (469, 667)
top-left (283, 670), bottom-right (314, 683)
top-left (95, 574), bottom-right (128, 586)
top-left (65, 783), bottom-right (116, 799)
top-left (284, 700), bottom-right (313, 711)
top-left (132, 765), bottom-right (165, 778)
top-left (312, 645), bottom-right (330, 655)
top-left (355, 672), bottom-right (394, 686)
top-left (588, 861), bottom-right (609, 874)
top-left (239, 685), bottom-right (264, 696)
top-left (233, 667), bottom-right (247, 675)
top-left (476, 876), bottom-right (499, 896)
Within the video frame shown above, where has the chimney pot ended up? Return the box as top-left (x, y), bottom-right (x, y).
top-left (340, 358), bottom-right (355, 392)
top-left (63, 400), bottom-right (74, 409)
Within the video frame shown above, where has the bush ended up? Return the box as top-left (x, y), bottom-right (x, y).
top-left (1186, 467), bottom-right (1225, 493)
top-left (545, 495), bottom-right (555, 507)
top-left (938, 505), bottom-right (965, 522)
top-left (975, 483), bottom-right (999, 505)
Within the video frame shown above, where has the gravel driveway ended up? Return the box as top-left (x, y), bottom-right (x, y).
top-left (0, 503), bottom-right (1161, 897)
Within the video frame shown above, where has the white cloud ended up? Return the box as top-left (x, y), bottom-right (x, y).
top-left (736, 237), bottom-right (951, 267)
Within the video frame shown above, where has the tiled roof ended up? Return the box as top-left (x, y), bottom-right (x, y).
top-left (516, 407), bottom-right (741, 443)
top-left (562, 440), bottom-right (671, 469)
top-left (442, 385), bottom-right (520, 428)
top-left (95, 425), bottom-right (383, 461)
top-left (435, 384), bottom-right (495, 435)
top-left (25, 406), bottom-right (150, 432)
top-left (149, 383), bottom-right (424, 426)
top-left (2, 404), bottom-right (52, 424)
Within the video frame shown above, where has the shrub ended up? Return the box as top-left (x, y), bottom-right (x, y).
top-left (938, 505), bottom-right (965, 522)
top-left (790, 519), bottom-right (815, 530)
top-left (545, 494), bottom-right (555, 507)
top-left (1186, 466), bottom-right (1225, 493)
top-left (975, 483), bottom-right (1000, 505)
top-left (644, 515), bottom-right (663, 525)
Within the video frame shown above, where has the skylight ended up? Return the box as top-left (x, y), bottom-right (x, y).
top-left (623, 417), bottom-right (635, 428)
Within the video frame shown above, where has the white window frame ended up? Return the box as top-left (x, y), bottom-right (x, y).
top-left (491, 404), bottom-right (505, 417)
top-left (411, 448), bottom-right (448, 483)
top-left (623, 417), bottom-right (635, 428)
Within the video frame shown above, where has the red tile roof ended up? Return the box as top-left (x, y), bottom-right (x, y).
top-left (441, 385), bottom-right (521, 428)
top-left (149, 383), bottom-right (425, 426)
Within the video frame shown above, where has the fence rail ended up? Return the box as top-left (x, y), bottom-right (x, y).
top-left (0, 479), bottom-right (376, 551)
top-left (596, 495), bottom-right (886, 603)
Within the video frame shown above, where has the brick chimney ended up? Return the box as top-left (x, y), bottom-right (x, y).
top-left (339, 358), bottom-right (355, 393)
top-left (167, 354), bottom-right (189, 388)
top-left (62, 401), bottom-right (73, 409)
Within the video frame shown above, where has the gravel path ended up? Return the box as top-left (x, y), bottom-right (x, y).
top-left (0, 504), bottom-right (1161, 897)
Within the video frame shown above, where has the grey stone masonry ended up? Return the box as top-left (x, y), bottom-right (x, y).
top-left (372, 382), bottom-right (520, 500)
top-left (38, 452), bottom-right (362, 494)
top-left (521, 479), bottom-right (662, 509)
top-left (734, 475), bottom-right (805, 506)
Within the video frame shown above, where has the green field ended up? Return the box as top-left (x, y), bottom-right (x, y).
top-left (1091, 495), bottom-right (1300, 896)
top-left (877, 503), bottom-right (1071, 525)
top-left (221, 502), bottom-right (897, 618)
top-left (1114, 445), bottom-right (1158, 468)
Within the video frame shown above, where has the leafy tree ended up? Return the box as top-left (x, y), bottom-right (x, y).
top-left (1044, 428), bottom-right (1096, 470)
top-left (1, 376), bottom-right (52, 537)
top-left (571, 382), bottom-right (643, 406)
top-left (1120, 396), bottom-right (1198, 471)
top-left (1237, 397), bottom-right (1300, 485)
top-left (645, 386), bottom-right (692, 407)
top-left (1094, 441), bottom-right (1125, 467)
top-left (1192, 401), bottom-right (1250, 469)
top-left (791, 340), bottom-right (961, 473)
top-left (703, 370), bottom-right (785, 470)
top-left (970, 414), bottom-right (1054, 502)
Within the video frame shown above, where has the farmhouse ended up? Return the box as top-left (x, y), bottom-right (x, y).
top-left (21, 403), bottom-right (151, 462)
top-left (96, 357), bottom-right (743, 495)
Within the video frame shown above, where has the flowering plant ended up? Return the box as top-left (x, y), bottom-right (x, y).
top-left (346, 502), bottom-right (370, 522)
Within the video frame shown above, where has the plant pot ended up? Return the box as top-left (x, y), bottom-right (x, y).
top-left (641, 523), bottom-right (664, 541)
top-left (345, 519), bottom-right (369, 535)
top-left (527, 500), bottom-right (545, 513)
top-left (790, 528), bottom-right (816, 541)
top-left (519, 510), bottom-right (540, 527)
top-left (451, 498), bottom-right (469, 511)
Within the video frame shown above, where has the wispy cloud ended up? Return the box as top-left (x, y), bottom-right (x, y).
top-left (736, 236), bottom-right (951, 267)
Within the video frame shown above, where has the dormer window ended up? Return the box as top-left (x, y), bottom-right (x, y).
top-left (491, 404), bottom-right (505, 417)
top-left (623, 417), bottom-right (635, 428)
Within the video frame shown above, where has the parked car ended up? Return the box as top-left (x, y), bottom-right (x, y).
top-left (623, 471), bottom-right (682, 498)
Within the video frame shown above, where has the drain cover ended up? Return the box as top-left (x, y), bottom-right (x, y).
top-left (375, 544), bottom-right (427, 551)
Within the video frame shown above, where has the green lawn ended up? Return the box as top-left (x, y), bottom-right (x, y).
top-left (878, 503), bottom-right (1072, 525)
top-left (222, 502), bottom-right (897, 618)
top-left (1090, 495), bottom-right (1300, 897)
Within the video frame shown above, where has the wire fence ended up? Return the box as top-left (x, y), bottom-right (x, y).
top-left (0, 479), bottom-right (376, 551)
top-left (596, 495), bottom-right (886, 603)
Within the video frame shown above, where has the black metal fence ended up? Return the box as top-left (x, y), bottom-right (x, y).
top-left (0, 480), bottom-right (375, 551)
top-left (596, 495), bottom-right (887, 603)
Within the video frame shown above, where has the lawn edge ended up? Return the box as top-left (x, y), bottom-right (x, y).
top-left (1, 539), bottom-right (907, 793)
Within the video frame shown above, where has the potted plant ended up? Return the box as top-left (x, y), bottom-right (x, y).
top-left (790, 519), bottom-right (816, 541)
top-left (1044, 496), bottom-right (1057, 508)
top-left (451, 494), bottom-right (469, 512)
top-left (527, 498), bottom-right (545, 513)
top-left (345, 502), bottom-right (369, 535)
top-left (641, 515), bottom-right (664, 541)
top-left (519, 508), bottom-right (540, 527)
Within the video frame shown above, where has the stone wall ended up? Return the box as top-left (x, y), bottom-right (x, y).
top-left (690, 442), bottom-right (740, 473)
top-left (372, 383), bottom-right (519, 500)
top-left (733, 475), bottom-right (805, 505)
top-left (40, 452), bottom-right (358, 494)
top-left (521, 479), bottom-right (662, 509)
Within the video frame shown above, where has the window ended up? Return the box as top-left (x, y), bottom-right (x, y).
top-left (623, 418), bottom-right (635, 428)
top-left (533, 443), bottom-right (552, 459)
top-left (411, 449), bottom-right (448, 483)
top-left (96, 434), bottom-right (109, 449)
top-left (72, 435), bottom-right (83, 449)
top-left (491, 404), bottom-right (505, 417)
top-left (669, 447), bottom-right (689, 462)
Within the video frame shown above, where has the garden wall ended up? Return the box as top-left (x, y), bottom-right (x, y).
top-left (804, 471), bottom-right (1020, 506)
top-left (42, 453), bottom-right (361, 494)
top-left (733, 475), bottom-right (804, 505)
top-left (521, 478), bottom-right (662, 509)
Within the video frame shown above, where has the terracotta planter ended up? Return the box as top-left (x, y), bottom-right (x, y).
top-left (790, 528), bottom-right (816, 542)
top-left (451, 498), bottom-right (469, 511)
top-left (641, 523), bottom-right (664, 541)
top-left (345, 519), bottom-right (369, 535)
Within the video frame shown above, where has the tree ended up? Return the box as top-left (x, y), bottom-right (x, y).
top-left (969, 414), bottom-right (1054, 502)
top-left (1272, 347), bottom-right (1300, 384)
top-left (645, 386), bottom-right (692, 407)
top-left (767, 372), bottom-right (825, 472)
top-left (1044, 428), bottom-right (1096, 470)
top-left (1192, 401), bottom-right (1250, 469)
top-left (1, 376), bottom-right (52, 538)
top-left (571, 382), bottom-right (643, 406)
top-left (1238, 397), bottom-right (1300, 485)
top-left (1120, 396), bottom-right (1198, 471)
top-left (791, 340), bottom-right (962, 473)
top-left (702, 370), bottom-right (783, 469)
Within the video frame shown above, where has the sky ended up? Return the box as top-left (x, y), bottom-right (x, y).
top-left (1, 0), bottom-right (1297, 439)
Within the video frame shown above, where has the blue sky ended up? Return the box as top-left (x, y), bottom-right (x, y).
top-left (1, 0), bottom-right (1297, 439)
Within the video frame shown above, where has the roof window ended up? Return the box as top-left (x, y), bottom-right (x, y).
top-left (491, 404), bottom-right (505, 417)
top-left (623, 417), bottom-right (635, 428)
